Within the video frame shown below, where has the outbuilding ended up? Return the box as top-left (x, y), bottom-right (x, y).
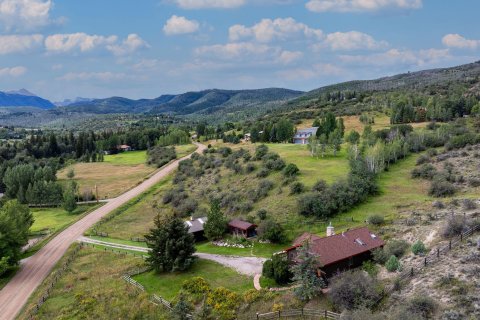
top-left (185, 217), bottom-right (208, 241)
top-left (228, 219), bottom-right (257, 238)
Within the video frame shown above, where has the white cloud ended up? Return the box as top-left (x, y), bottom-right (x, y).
top-left (339, 48), bottom-right (450, 67)
top-left (44, 33), bottom-right (148, 56)
top-left (320, 31), bottom-right (388, 51)
top-left (0, 34), bottom-right (43, 54)
top-left (306, 0), bottom-right (422, 13)
top-left (0, 66), bottom-right (27, 77)
top-left (277, 63), bottom-right (345, 80)
top-left (58, 71), bottom-right (128, 82)
top-left (276, 50), bottom-right (303, 64)
top-left (229, 18), bottom-right (323, 43)
top-left (0, 0), bottom-right (52, 31)
top-left (173, 0), bottom-right (245, 9)
top-left (107, 34), bottom-right (149, 56)
top-left (45, 33), bottom-right (117, 53)
top-left (442, 34), bottom-right (480, 50)
top-left (195, 42), bottom-right (274, 60)
top-left (163, 15), bottom-right (199, 35)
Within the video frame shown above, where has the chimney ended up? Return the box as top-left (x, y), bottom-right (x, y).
top-left (327, 222), bottom-right (335, 237)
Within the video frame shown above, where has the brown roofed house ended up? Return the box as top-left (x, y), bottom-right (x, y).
top-left (228, 219), bottom-right (257, 238)
top-left (286, 226), bottom-right (384, 278)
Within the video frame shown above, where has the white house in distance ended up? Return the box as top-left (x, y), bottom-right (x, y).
top-left (293, 127), bottom-right (318, 144)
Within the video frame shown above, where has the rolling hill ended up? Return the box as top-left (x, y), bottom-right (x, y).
top-left (62, 88), bottom-right (304, 115)
top-left (0, 89), bottom-right (55, 109)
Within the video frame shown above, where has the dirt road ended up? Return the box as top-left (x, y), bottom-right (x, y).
top-left (0, 143), bottom-right (205, 320)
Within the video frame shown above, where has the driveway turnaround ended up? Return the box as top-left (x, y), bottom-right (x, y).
top-left (0, 143), bottom-right (205, 320)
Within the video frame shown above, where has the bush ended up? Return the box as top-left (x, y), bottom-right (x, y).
top-left (442, 215), bottom-right (467, 238)
top-left (372, 248), bottom-right (388, 265)
top-left (283, 163), bottom-right (299, 177)
top-left (256, 168), bottom-right (270, 178)
top-left (384, 240), bottom-right (409, 258)
top-left (255, 145), bottom-right (269, 160)
top-left (207, 287), bottom-right (241, 319)
top-left (385, 255), bottom-right (400, 272)
top-left (147, 146), bottom-right (176, 167)
top-left (289, 182), bottom-right (305, 195)
top-left (243, 289), bottom-right (261, 304)
top-left (329, 271), bottom-right (381, 310)
top-left (257, 209), bottom-right (267, 220)
top-left (416, 154), bottom-right (431, 165)
top-left (412, 240), bottom-right (427, 255)
top-left (181, 277), bottom-right (211, 295)
top-left (264, 158), bottom-right (286, 171)
top-left (429, 178), bottom-right (456, 197)
top-left (462, 199), bottom-right (477, 210)
top-left (405, 295), bottom-right (437, 319)
top-left (245, 163), bottom-right (256, 173)
top-left (361, 260), bottom-right (378, 277)
top-left (217, 147), bottom-right (232, 157)
top-left (262, 254), bottom-right (292, 285)
top-left (367, 214), bottom-right (384, 225)
top-left (468, 177), bottom-right (480, 187)
top-left (312, 179), bottom-right (328, 193)
top-left (411, 164), bottom-right (437, 180)
top-left (258, 220), bottom-right (286, 243)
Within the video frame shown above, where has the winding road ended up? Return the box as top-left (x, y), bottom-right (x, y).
top-left (0, 143), bottom-right (205, 320)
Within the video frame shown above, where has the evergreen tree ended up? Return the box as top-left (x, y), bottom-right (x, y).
top-left (204, 200), bottom-right (227, 241)
top-left (171, 294), bottom-right (193, 320)
top-left (146, 215), bottom-right (196, 272)
top-left (290, 243), bottom-right (325, 301)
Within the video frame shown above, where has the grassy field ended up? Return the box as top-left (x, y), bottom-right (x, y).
top-left (57, 144), bottom-right (195, 200)
top-left (104, 150), bottom-right (147, 165)
top-left (18, 246), bottom-right (166, 320)
top-left (195, 241), bottom-right (285, 258)
top-left (134, 259), bottom-right (253, 301)
top-left (30, 205), bottom-right (94, 234)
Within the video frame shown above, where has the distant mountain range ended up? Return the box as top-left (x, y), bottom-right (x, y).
top-left (60, 88), bottom-right (304, 115)
top-left (0, 89), bottom-right (55, 109)
top-left (2, 60), bottom-right (480, 119)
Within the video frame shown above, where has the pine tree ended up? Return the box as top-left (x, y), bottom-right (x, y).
top-left (204, 200), bottom-right (227, 241)
top-left (171, 294), bottom-right (193, 320)
top-left (290, 243), bottom-right (326, 301)
top-left (145, 215), bottom-right (196, 272)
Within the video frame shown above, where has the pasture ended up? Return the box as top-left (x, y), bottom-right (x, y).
top-left (30, 205), bottom-right (95, 234)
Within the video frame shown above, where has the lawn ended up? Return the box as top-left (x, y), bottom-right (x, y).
top-left (195, 241), bottom-right (285, 258)
top-left (134, 259), bottom-right (253, 301)
top-left (30, 205), bottom-right (95, 234)
top-left (104, 150), bottom-right (147, 165)
top-left (18, 246), bottom-right (165, 320)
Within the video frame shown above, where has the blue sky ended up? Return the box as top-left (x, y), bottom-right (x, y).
top-left (0, 0), bottom-right (478, 101)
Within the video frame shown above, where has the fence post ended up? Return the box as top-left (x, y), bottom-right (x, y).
top-left (449, 240), bottom-right (452, 250)
top-left (278, 310), bottom-right (281, 319)
top-left (410, 267), bottom-right (414, 277)
top-left (424, 257), bottom-right (427, 266)
top-left (256, 312), bottom-right (259, 320)
top-left (325, 310), bottom-right (328, 319)
top-left (460, 233), bottom-right (463, 242)
top-left (437, 248), bottom-right (439, 258)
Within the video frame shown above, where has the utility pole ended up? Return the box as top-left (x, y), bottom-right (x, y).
top-left (95, 185), bottom-right (99, 203)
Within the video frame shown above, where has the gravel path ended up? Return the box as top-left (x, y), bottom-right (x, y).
top-left (79, 236), bottom-right (266, 276)
top-left (0, 143), bottom-right (205, 320)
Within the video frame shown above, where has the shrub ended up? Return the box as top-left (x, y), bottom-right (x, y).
top-left (258, 220), bottom-right (286, 244)
top-left (245, 163), bottom-right (256, 173)
top-left (264, 158), bottom-right (286, 171)
top-left (257, 209), bottom-right (267, 220)
top-left (432, 200), bottom-right (445, 209)
top-left (329, 271), bottom-right (381, 310)
top-left (385, 240), bottom-right (409, 258)
top-left (174, 198), bottom-right (198, 216)
top-left (283, 163), bottom-right (299, 177)
top-left (362, 260), bottom-right (378, 277)
top-left (411, 164), bottom-right (437, 180)
top-left (426, 148), bottom-right (438, 157)
top-left (147, 146), bottom-right (176, 167)
top-left (312, 179), bottom-right (328, 193)
top-left (442, 215), bottom-right (467, 238)
top-left (181, 277), bottom-right (211, 295)
top-left (462, 199), bottom-right (477, 210)
top-left (262, 254), bottom-right (292, 285)
top-left (207, 287), bottom-right (241, 320)
top-left (412, 240), bottom-right (427, 255)
top-left (262, 259), bottom-right (274, 278)
top-left (385, 255), bottom-right (400, 272)
top-left (405, 295), bottom-right (437, 319)
top-left (372, 248), bottom-right (388, 264)
top-left (243, 289), bottom-right (261, 304)
top-left (468, 177), bottom-right (480, 187)
top-left (290, 182), bottom-right (305, 195)
top-left (256, 168), bottom-right (269, 178)
top-left (416, 154), bottom-right (431, 165)
top-left (429, 178), bottom-right (456, 197)
top-left (367, 214), bottom-right (384, 225)
top-left (255, 145), bottom-right (269, 160)
top-left (217, 147), bottom-right (232, 157)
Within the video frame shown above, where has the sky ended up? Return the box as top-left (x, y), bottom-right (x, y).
top-left (0, 0), bottom-right (479, 101)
